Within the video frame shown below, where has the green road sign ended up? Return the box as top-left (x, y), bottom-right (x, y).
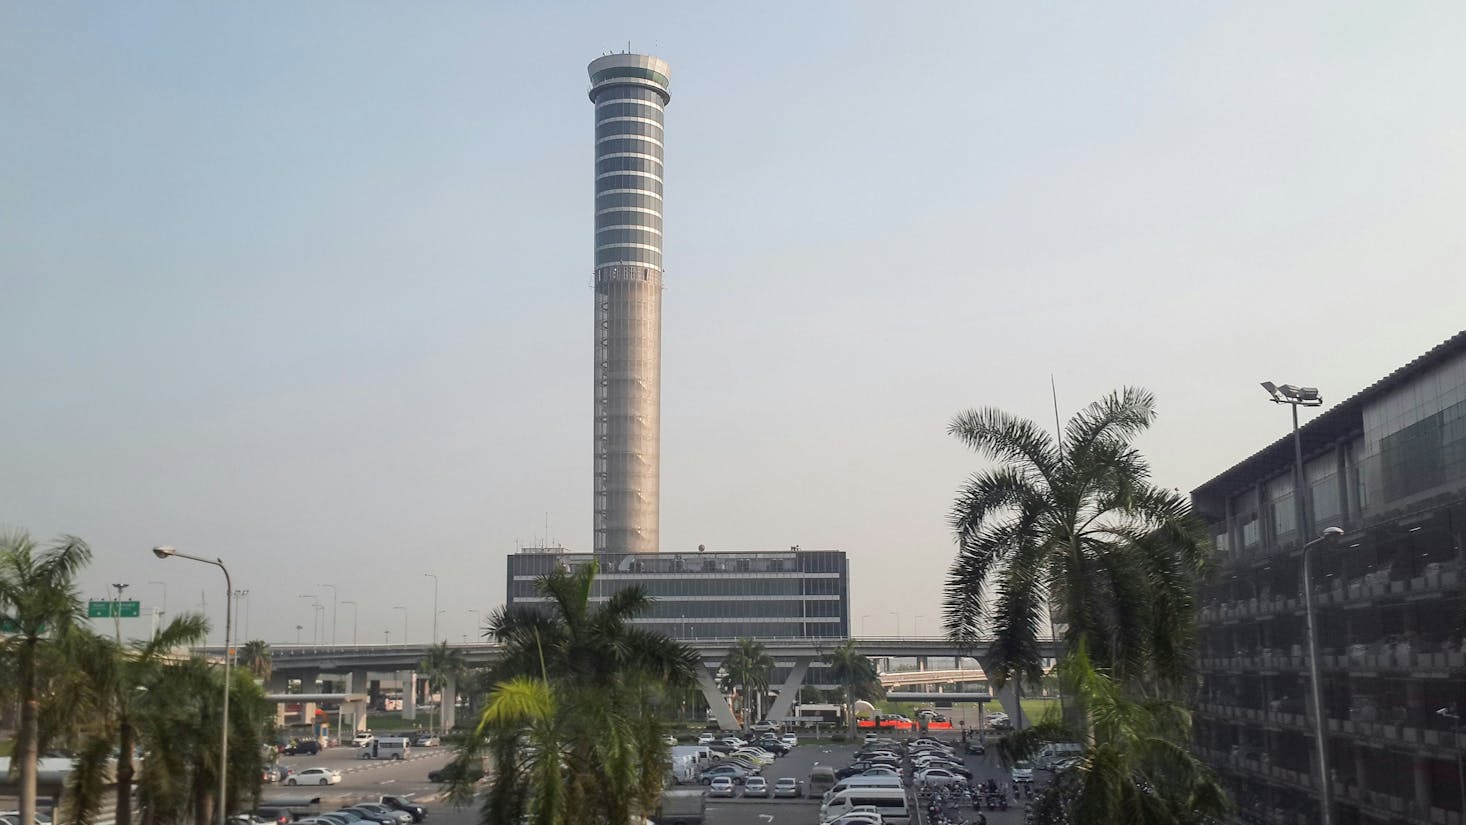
top-left (88, 600), bottom-right (141, 618)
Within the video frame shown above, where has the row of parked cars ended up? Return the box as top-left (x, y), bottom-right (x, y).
top-left (247, 796), bottom-right (427, 825)
top-left (693, 730), bottom-right (804, 801)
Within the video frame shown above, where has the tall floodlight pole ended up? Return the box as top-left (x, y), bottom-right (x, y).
top-left (231, 590), bottom-right (249, 662)
top-left (423, 573), bottom-right (439, 643)
top-left (320, 584), bottom-right (338, 645)
top-left (587, 53), bottom-right (671, 554)
top-left (152, 546), bottom-right (231, 825)
top-left (111, 583), bottom-right (129, 642)
top-left (1262, 381), bottom-right (1333, 825)
top-left (341, 600), bottom-right (358, 645)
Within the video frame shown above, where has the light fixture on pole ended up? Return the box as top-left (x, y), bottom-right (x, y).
top-left (341, 600), bottom-right (358, 645)
top-left (319, 583), bottom-right (338, 645)
top-left (1262, 379), bottom-right (1332, 825)
top-left (152, 545), bottom-right (232, 825)
top-left (423, 573), bottom-right (439, 643)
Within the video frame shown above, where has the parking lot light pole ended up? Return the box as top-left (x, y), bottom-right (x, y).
top-left (1263, 380), bottom-right (1333, 825)
top-left (152, 546), bottom-right (231, 825)
top-left (1438, 707), bottom-right (1465, 822)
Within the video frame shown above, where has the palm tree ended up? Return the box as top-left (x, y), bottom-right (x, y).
top-left (58, 613), bottom-right (211, 825)
top-left (0, 532), bottom-right (92, 825)
top-left (419, 640), bottom-right (466, 733)
top-left (943, 387), bottom-right (1210, 695)
top-left (719, 638), bottom-right (774, 727)
top-left (240, 640), bottom-right (272, 682)
top-left (822, 641), bottom-right (883, 737)
top-left (1007, 646), bottom-right (1230, 824)
top-left (454, 560), bottom-right (701, 825)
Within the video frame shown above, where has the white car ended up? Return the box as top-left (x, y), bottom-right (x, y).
top-left (708, 777), bottom-right (736, 798)
top-left (780, 733), bottom-right (798, 748)
top-left (773, 777), bottom-right (801, 797)
top-left (915, 767), bottom-right (964, 788)
top-left (286, 767), bottom-right (342, 786)
top-left (697, 732), bottom-right (717, 745)
top-left (743, 776), bottom-right (770, 797)
top-left (351, 732), bottom-right (376, 747)
top-left (732, 749), bottom-right (774, 765)
top-left (1012, 760), bottom-right (1035, 783)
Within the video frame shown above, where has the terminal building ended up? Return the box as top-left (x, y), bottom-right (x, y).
top-left (1191, 330), bottom-right (1466, 825)
top-left (506, 547), bottom-right (851, 728)
top-left (506, 547), bottom-right (850, 640)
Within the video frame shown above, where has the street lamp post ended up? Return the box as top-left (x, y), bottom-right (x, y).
top-left (423, 573), bottom-right (439, 643)
top-left (152, 546), bottom-right (231, 825)
top-left (394, 606), bottom-right (407, 644)
top-left (298, 596), bottom-right (321, 644)
top-left (341, 600), bottom-right (358, 645)
top-left (1437, 707), bottom-right (1465, 817)
top-left (320, 584), bottom-right (338, 645)
top-left (1263, 380), bottom-right (1333, 825)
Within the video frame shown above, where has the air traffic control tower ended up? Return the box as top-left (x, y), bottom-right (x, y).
top-left (588, 54), bottom-right (670, 554)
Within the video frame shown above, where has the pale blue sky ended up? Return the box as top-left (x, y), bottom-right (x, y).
top-left (4, 3), bottom-right (1465, 645)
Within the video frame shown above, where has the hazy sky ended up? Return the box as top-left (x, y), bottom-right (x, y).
top-left (4, 3), bottom-right (1465, 647)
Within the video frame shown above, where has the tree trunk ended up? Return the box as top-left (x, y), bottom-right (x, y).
top-left (18, 640), bottom-right (39, 825)
top-left (845, 685), bottom-right (855, 738)
top-left (117, 718), bottom-right (136, 825)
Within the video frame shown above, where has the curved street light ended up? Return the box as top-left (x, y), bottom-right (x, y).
top-left (152, 545), bottom-right (231, 825)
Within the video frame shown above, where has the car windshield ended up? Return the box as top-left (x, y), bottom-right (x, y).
top-left (1016, 761), bottom-right (1032, 770)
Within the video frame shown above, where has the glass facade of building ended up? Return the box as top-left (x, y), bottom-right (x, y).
top-left (1191, 333), bottom-right (1466, 825)
top-left (590, 64), bottom-right (666, 271)
top-left (505, 549), bottom-right (851, 641)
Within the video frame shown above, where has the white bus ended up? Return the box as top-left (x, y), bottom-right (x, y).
top-left (820, 787), bottom-right (910, 823)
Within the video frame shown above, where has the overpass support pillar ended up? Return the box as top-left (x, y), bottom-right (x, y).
top-left (697, 668), bottom-right (740, 731)
top-left (348, 670), bottom-right (369, 695)
top-left (440, 675), bottom-right (457, 731)
top-left (763, 659), bottom-right (810, 724)
top-left (993, 679), bottom-right (1028, 731)
top-left (403, 671), bottom-right (418, 721)
top-left (917, 656), bottom-right (928, 671)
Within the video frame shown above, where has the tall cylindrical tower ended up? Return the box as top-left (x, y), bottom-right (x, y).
top-left (588, 53), bottom-right (670, 554)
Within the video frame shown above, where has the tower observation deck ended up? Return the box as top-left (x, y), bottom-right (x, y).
top-left (588, 53), bottom-right (670, 554)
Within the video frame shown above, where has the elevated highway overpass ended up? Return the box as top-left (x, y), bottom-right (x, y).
top-left (201, 636), bottom-right (1056, 732)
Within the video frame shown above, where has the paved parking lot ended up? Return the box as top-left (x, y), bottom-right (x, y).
top-left (697, 733), bottom-right (1049, 825)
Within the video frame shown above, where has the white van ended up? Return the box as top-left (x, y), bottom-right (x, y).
top-left (359, 736), bottom-right (411, 760)
top-left (1035, 742), bottom-right (1083, 770)
top-left (824, 774), bottom-right (903, 800)
top-left (820, 787), bottom-right (909, 822)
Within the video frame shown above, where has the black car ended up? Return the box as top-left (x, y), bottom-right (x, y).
top-left (378, 797), bottom-right (427, 823)
top-left (965, 741), bottom-right (986, 755)
top-left (754, 738), bottom-right (790, 756)
top-left (282, 740), bottom-right (320, 756)
top-left (427, 761), bottom-right (485, 783)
